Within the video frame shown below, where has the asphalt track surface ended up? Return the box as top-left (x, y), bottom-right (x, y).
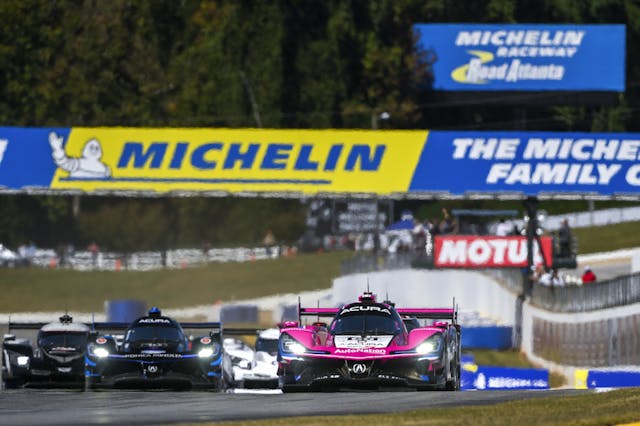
top-left (0, 387), bottom-right (588, 425)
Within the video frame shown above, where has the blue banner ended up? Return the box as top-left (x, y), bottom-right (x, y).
top-left (414, 24), bottom-right (625, 91)
top-left (462, 366), bottom-right (549, 390)
top-left (461, 326), bottom-right (513, 350)
top-left (585, 370), bottom-right (640, 388)
top-left (410, 131), bottom-right (640, 197)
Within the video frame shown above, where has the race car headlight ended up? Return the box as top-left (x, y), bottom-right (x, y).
top-left (93, 347), bottom-right (110, 358)
top-left (17, 356), bottom-right (30, 366)
top-left (198, 347), bottom-right (214, 358)
top-left (280, 333), bottom-right (306, 355)
top-left (416, 341), bottom-right (436, 354)
top-left (415, 334), bottom-right (443, 355)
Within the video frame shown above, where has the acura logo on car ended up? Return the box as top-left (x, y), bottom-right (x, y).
top-left (147, 365), bottom-right (158, 373)
top-left (352, 363), bottom-right (367, 374)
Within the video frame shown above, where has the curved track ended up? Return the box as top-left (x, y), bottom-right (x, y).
top-left (0, 388), bottom-right (587, 425)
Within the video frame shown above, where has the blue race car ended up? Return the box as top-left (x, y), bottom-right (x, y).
top-left (85, 307), bottom-right (233, 390)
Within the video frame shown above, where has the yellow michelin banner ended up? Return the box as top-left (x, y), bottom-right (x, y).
top-left (48, 128), bottom-right (428, 195)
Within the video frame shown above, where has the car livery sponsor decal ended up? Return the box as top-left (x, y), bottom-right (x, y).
top-left (137, 318), bottom-right (172, 324)
top-left (96, 337), bottom-right (107, 344)
top-left (334, 335), bottom-right (394, 349)
top-left (334, 348), bottom-right (387, 354)
top-left (339, 305), bottom-right (391, 315)
top-left (200, 337), bottom-right (212, 344)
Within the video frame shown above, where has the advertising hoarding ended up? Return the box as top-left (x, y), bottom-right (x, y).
top-left (414, 24), bottom-right (625, 91)
top-left (2, 127), bottom-right (640, 199)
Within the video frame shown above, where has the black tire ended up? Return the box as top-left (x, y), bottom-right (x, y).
top-left (3, 378), bottom-right (22, 389)
top-left (445, 360), bottom-right (460, 391)
top-left (281, 384), bottom-right (311, 393)
top-left (83, 376), bottom-right (93, 392)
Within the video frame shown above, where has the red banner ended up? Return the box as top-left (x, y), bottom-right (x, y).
top-left (434, 235), bottom-right (553, 268)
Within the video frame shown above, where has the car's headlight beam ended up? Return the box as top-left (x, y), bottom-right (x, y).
top-left (280, 334), bottom-right (307, 355)
top-left (198, 347), bottom-right (214, 358)
top-left (93, 347), bottom-right (110, 358)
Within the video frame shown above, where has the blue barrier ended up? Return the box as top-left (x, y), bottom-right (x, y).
top-left (585, 371), bottom-right (640, 388)
top-left (105, 299), bottom-right (146, 323)
top-left (462, 365), bottom-right (549, 390)
top-left (462, 326), bottom-right (513, 350)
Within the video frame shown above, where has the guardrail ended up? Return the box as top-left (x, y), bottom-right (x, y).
top-left (342, 252), bottom-right (640, 313)
top-left (530, 272), bottom-right (640, 313)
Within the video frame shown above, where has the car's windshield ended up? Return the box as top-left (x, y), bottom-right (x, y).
top-left (330, 309), bottom-right (402, 335)
top-left (125, 325), bottom-right (185, 343)
top-left (39, 332), bottom-right (87, 350)
top-left (255, 338), bottom-right (278, 354)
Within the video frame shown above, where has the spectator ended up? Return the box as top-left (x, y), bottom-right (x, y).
top-left (558, 218), bottom-right (573, 257)
top-left (495, 219), bottom-right (511, 236)
top-left (538, 267), bottom-right (564, 287)
top-left (263, 229), bottom-right (276, 257)
top-left (412, 219), bottom-right (426, 252)
top-left (87, 241), bottom-right (100, 267)
top-left (439, 208), bottom-right (455, 234)
top-left (530, 262), bottom-right (546, 284)
top-left (582, 266), bottom-right (597, 284)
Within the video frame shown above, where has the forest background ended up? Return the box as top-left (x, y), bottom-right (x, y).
top-left (1, 0), bottom-right (639, 252)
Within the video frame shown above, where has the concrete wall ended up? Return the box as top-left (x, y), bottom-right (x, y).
top-left (332, 269), bottom-right (517, 326)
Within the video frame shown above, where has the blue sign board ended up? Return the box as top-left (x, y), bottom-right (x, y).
top-left (462, 366), bottom-right (549, 390)
top-left (410, 130), bottom-right (640, 198)
top-left (414, 24), bottom-right (625, 91)
top-left (586, 370), bottom-right (640, 388)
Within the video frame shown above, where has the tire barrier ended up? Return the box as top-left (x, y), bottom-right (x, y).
top-left (461, 326), bottom-right (513, 350)
top-left (105, 299), bottom-right (146, 323)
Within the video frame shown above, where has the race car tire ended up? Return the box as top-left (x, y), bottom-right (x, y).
top-left (445, 361), bottom-right (460, 391)
top-left (281, 384), bottom-right (312, 393)
top-left (2, 378), bottom-right (23, 389)
top-left (84, 376), bottom-right (95, 392)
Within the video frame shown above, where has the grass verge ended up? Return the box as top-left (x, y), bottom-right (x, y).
top-left (184, 388), bottom-right (640, 426)
top-left (1, 220), bottom-right (639, 313)
top-left (0, 251), bottom-right (352, 312)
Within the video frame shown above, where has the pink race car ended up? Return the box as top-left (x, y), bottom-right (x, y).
top-left (277, 292), bottom-right (461, 392)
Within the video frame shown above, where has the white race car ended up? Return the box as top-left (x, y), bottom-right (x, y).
top-left (241, 328), bottom-right (279, 389)
top-left (223, 337), bottom-right (255, 387)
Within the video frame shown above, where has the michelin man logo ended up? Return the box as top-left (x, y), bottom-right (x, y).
top-left (474, 372), bottom-right (486, 390)
top-left (49, 132), bottom-right (111, 178)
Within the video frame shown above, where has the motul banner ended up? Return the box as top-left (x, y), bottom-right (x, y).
top-left (434, 235), bottom-right (553, 268)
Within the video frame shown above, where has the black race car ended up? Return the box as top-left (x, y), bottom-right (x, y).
top-left (85, 307), bottom-right (233, 390)
top-left (2, 314), bottom-right (90, 388)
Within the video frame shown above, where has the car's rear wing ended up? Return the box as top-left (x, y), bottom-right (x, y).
top-left (297, 299), bottom-right (459, 325)
top-left (396, 308), bottom-right (458, 323)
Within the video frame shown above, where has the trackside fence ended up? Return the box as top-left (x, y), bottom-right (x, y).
top-left (531, 272), bottom-right (640, 313)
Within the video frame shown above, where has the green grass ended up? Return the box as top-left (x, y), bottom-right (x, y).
top-left (183, 388), bottom-right (640, 426)
top-left (573, 220), bottom-right (640, 254)
top-left (2, 220), bottom-right (640, 313)
top-left (0, 251), bottom-right (352, 312)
